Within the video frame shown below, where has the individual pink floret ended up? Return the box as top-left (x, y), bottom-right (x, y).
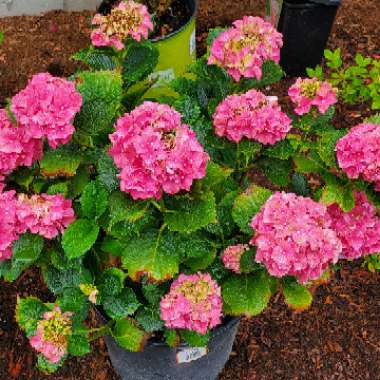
top-left (250, 192), bottom-right (342, 284)
top-left (221, 244), bottom-right (250, 274)
top-left (208, 16), bottom-right (283, 82)
top-left (11, 73), bottom-right (82, 149)
top-left (29, 306), bottom-right (72, 364)
top-left (0, 109), bottom-right (43, 177)
top-left (336, 123), bottom-right (380, 191)
top-left (160, 273), bottom-right (222, 335)
top-left (328, 191), bottom-right (380, 260)
top-left (0, 190), bottom-right (19, 261)
top-left (109, 101), bottom-right (209, 200)
top-left (213, 89), bottom-right (292, 144)
top-left (288, 77), bottom-right (337, 115)
top-left (16, 193), bottom-right (75, 239)
top-left (91, 1), bottom-right (153, 50)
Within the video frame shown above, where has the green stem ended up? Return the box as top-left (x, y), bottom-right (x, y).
top-left (88, 324), bottom-right (112, 342)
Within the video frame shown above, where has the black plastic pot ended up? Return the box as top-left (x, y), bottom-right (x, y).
top-left (278, 0), bottom-right (341, 76)
top-left (103, 317), bottom-right (240, 380)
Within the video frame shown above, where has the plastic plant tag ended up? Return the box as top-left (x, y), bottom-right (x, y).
top-left (265, 0), bottom-right (283, 28)
top-left (176, 347), bottom-right (208, 364)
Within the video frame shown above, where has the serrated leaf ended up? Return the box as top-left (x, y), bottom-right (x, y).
top-left (258, 157), bottom-right (292, 186)
top-left (112, 318), bottom-right (147, 352)
top-left (135, 306), bottom-right (164, 332)
top-left (173, 95), bottom-right (201, 125)
top-left (142, 281), bottom-right (166, 305)
top-left (67, 332), bottom-right (91, 356)
top-left (232, 185), bottom-right (272, 234)
top-left (237, 140), bottom-right (262, 166)
top-left (164, 329), bottom-right (180, 348)
top-left (264, 139), bottom-right (295, 160)
top-left (239, 247), bottom-right (260, 274)
top-left (291, 173), bottom-right (311, 196)
top-left (16, 297), bottom-right (48, 336)
top-left (121, 230), bottom-right (181, 282)
top-left (100, 237), bottom-right (124, 257)
top-left (240, 60), bottom-right (283, 89)
top-left (180, 330), bottom-right (210, 346)
top-left (58, 287), bottom-right (88, 319)
top-left (72, 47), bottom-right (117, 70)
top-left (222, 272), bottom-right (271, 316)
top-left (122, 41), bottom-right (159, 86)
top-left (103, 288), bottom-right (141, 319)
top-left (164, 191), bottom-right (217, 233)
top-left (12, 233), bottom-right (44, 265)
top-left (317, 130), bottom-right (345, 167)
top-left (40, 146), bottom-right (81, 177)
top-left (80, 181), bottom-right (108, 219)
top-left (47, 181), bottom-right (69, 196)
top-left (37, 355), bottom-right (65, 374)
top-left (96, 150), bottom-right (119, 191)
top-left (293, 155), bottom-right (324, 173)
top-left (283, 281), bottom-right (313, 311)
top-left (75, 71), bottom-right (122, 138)
top-left (62, 219), bottom-right (99, 259)
top-left (69, 166), bottom-right (90, 198)
top-left (98, 268), bottom-right (127, 297)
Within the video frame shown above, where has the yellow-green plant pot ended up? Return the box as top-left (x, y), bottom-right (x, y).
top-left (146, 0), bottom-right (197, 97)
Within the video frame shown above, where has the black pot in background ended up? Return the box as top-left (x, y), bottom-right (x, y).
top-left (103, 317), bottom-right (240, 380)
top-left (278, 0), bottom-right (341, 76)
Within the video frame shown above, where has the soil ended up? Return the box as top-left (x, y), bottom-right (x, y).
top-left (0, 0), bottom-right (380, 379)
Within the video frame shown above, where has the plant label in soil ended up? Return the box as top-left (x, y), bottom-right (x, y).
top-left (148, 68), bottom-right (176, 88)
top-left (176, 347), bottom-right (208, 364)
top-left (190, 29), bottom-right (196, 56)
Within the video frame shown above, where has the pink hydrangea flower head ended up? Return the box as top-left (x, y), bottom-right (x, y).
top-left (0, 109), bottom-right (43, 176)
top-left (11, 73), bottom-right (82, 149)
top-left (213, 89), bottom-right (292, 144)
top-left (91, 1), bottom-right (153, 49)
top-left (109, 101), bottom-right (209, 200)
top-left (327, 191), bottom-right (380, 259)
top-left (288, 77), bottom-right (337, 115)
top-left (208, 16), bottom-right (283, 81)
top-left (29, 306), bottom-right (72, 364)
top-left (222, 244), bottom-right (250, 273)
top-left (16, 193), bottom-right (75, 239)
top-left (336, 123), bottom-right (380, 191)
top-left (160, 273), bottom-right (222, 335)
top-left (0, 190), bottom-right (19, 261)
top-left (250, 192), bottom-right (342, 284)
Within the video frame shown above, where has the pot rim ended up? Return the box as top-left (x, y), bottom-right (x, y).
top-left (95, 305), bottom-right (239, 349)
top-left (151, 0), bottom-right (198, 43)
top-left (282, 0), bottom-right (340, 8)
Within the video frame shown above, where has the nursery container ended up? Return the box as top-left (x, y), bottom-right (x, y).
top-left (100, 311), bottom-right (240, 380)
top-left (277, 0), bottom-right (341, 76)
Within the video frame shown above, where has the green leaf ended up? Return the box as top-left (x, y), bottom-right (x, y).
top-left (232, 185), bottom-right (272, 234)
top-left (16, 297), bottom-right (48, 336)
top-left (62, 219), bottom-right (99, 259)
top-left (122, 41), bottom-right (159, 87)
top-left (47, 181), bottom-right (69, 196)
top-left (121, 230), bottom-right (181, 282)
top-left (240, 60), bottom-right (283, 89)
top-left (164, 329), bottom-right (180, 348)
top-left (203, 162), bottom-right (234, 190)
top-left (100, 237), bottom-right (124, 257)
top-left (40, 145), bottom-right (81, 177)
top-left (67, 332), bottom-right (91, 356)
top-left (112, 318), bottom-right (147, 352)
top-left (98, 268), bottom-right (127, 297)
top-left (180, 330), bottom-right (210, 346)
top-left (317, 130), bottom-right (345, 167)
top-left (103, 288), bottom-right (141, 319)
top-left (264, 139), bottom-right (295, 160)
top-left (12, 233), bottom-right (44, 266)
top-left (96, 150), bottom-right (119, 192)
top-left (173, 95), bottom-right (201, 125)
top-left (258, 157), bottom-right (292, 186)
top-left (237, 140), bottom-right (262, 166)
top-left (206, 27), bottom-right (226, 47)
top-left (72, 47), bottom-right (117, 70)
top-left (58, 287), bottom-right (88, 318)
top-left (135, 306), bottom-right (164, 332)
top-left (321, 179), bottom-right (355, 212)
top-left (80, 181), bottom-right (108, 219)
top-left (0, 31), bottom-right (4, 46)
top-left (75, 71), bottom-right (122, 138)
top-left (293, 155), bottom-right (324, 173)
top-left (222, 272), bottom-right (272, 316)
top-left (37, 355), bottom-right (65, 374)
top-left (239, 247), bottom-right (260, 274)
top-left (283, 281), bottom-right (313, 311)
top-left (164, 191), bottom-right (217, 233)
top-left (142, 280), bottom-right (166, 305)
top-left (69, 166), bottom-right (90, 198)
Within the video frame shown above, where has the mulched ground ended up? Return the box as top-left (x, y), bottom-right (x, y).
top-left (0, 0), bottom-right (379, 379)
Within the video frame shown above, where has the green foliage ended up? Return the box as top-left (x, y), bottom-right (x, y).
top-left (283, 280), bottom-right (313, 311)
top-left (240, 60), bottom-right (283, 90)
top-left (103, 288), bottom-right (141, 319)
top-left (16, 297), bottom-right (48, 336)
top-left (363, 253), bottom-right (380, 272)
top-left (135, 306), bottom-right (164, 332)
top-left (72, 47), bottom-right (117, 71)
top-left (232, 185), bottom-right (272, 234)
top-left (80, 181), bottom-right (108, 219)
top-left (0, 31), bottom-right (4, 46)
top-left (112, 318), bottom-right (147, 352)
top-left (62, 219), bottom-right (100, 259)
top-left (40, 145), bottom-right (81, 177)
top-left (37, 355), bottom-right (65, 374)
top-left (164, 329), bottom-right (180, 348)
top-left (222, 271), bottom-right (272, 316)
top-left (67, 332), bottom-right (91, 356)
top-left (180, 330), bottom-right (210, 347)
top-left (98, 268), bottom-right (127, 297)
top-left (258, 157), bottom-right (292, 186)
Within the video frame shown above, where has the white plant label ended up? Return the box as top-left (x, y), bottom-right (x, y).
top-left (148, 68), bottom-right (175, 88)
top-left (190, 29), bottom-right (196, 56)
top-left (176, 347), bottom-right (208, 364)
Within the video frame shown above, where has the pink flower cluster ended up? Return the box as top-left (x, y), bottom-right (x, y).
top-left (0, 191), bottom-right (74, 261)
top-left (91, 1), bottom-right (153, 50)
top-left (213, 89), bottom-right (292, 144)
top-left (208, 16), bottom-right (283, 81)
top-left (0, 109), bottom-right (42, 178)
top-left (250, 192), bottom-right (342, 284)
top-left (17, 193), bottom-right (75, 239)
top-left (222, 244), bottom-right (250, 274)
top-left (11, 73), bottom-right (82, 149)
top-left (29, 306), bottom-right (72, 364)
top-left (160, 273), bottom-right (222, 334)
top-left (288, 77), bottom-right (337, 115)
top-left (327, 192), bottom-right (380, 260)
top-left (0, 190), bottom-right (19, 261)
top-left (109, 101), bottom-right (209, 200)
top-left (336, 123), bottom-right (380, 191)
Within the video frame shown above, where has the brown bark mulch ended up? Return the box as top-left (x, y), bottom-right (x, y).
top-left (0, 0), bottom-right (379, 379)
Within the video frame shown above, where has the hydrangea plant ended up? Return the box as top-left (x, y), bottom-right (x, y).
top-left (0, 2), bottom-right (379, 373)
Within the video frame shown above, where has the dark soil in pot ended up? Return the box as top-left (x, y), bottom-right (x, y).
top-left (98, 0), bottom-right (193, 38)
